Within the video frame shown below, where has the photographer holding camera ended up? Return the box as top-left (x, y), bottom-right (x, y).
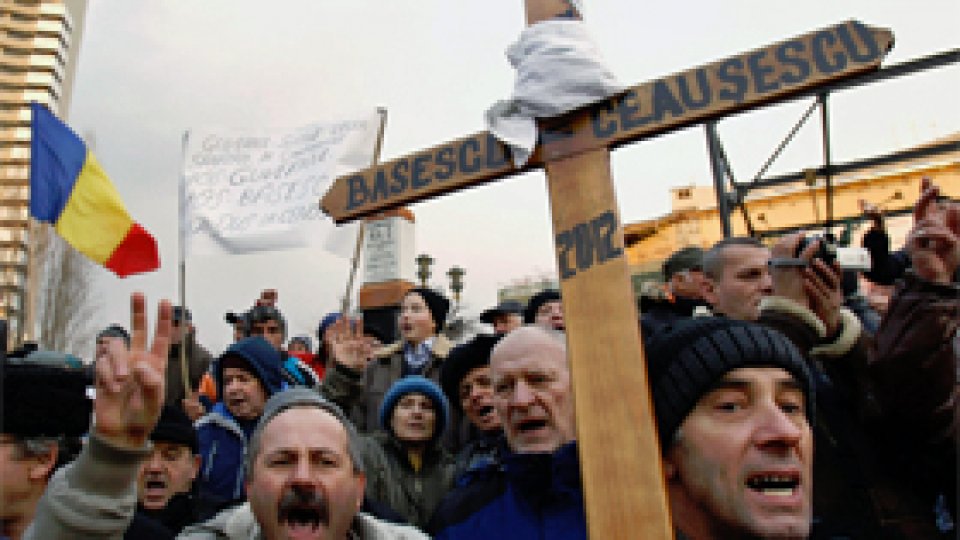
top-left (698, 196), bottom-right (956, 537)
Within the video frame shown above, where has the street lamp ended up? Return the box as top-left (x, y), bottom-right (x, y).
top-left (447, 266), bottom-right (465, 306)
top-left (415, 253), bottom-right (434, 287)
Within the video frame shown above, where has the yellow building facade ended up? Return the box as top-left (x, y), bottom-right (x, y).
top-left (624, 134), bottom-right (960, 280)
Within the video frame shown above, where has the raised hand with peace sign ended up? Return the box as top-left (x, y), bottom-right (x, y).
top-left (94, 293), bottom-right (172, 450)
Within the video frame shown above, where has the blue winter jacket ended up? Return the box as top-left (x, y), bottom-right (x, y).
top-left (429, 441), bottom-right (587, 540)
top-left (196, 403), bottom-right (253, 504)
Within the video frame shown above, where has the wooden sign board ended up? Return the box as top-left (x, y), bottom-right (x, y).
top-left (322, 10), bottom-right (893, 538)
top-left (322, 20), bottom-right (893, 224)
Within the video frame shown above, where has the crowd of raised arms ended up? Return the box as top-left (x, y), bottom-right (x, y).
top-left (0, 178), bottom-right (956, 539)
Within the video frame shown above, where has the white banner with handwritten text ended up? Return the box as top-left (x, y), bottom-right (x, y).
top-left (181, 111), bottom-right (379, 256)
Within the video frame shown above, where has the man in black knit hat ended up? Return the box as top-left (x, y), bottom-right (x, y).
top-left (645, 317), bottom-right (815, 540)
top-left (131, 405), bottom-right (217, 536)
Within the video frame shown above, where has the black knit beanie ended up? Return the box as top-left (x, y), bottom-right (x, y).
top-left (524, 289), bottom-right (561, 324)
top-left (644, 317), bottom-right (814, 449)
top-left (440, 333), bottom-right (503, 410)
top-left (407, 288), bottom-right (450, 333)
top-left (150, 405), bottom-right (199, 454)
top-left (1, 360), bottom-right (92, 437)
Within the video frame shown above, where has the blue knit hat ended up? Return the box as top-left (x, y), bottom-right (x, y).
top-left (215, 336), bottom-right (285, 399)
top-left (378, 376), bottom-right (450, 443)
top-left (317, 312), bottom-right (341, 342)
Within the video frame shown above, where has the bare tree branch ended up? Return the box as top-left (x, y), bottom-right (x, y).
top-left (35, 230), bottom-right (99, 360)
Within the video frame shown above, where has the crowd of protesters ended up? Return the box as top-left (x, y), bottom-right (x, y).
top-left (0, 178), bottom-right (956, 539)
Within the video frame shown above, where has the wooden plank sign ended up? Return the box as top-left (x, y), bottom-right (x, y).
top-left (321, 5), bottom-right (893, 538)
top-left (322, 19), bottom-right (892, 224)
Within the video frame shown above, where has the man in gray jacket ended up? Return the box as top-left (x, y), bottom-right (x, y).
top-left (181, 388), bottom-right (427, 539)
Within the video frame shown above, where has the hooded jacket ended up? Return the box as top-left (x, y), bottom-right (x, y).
top-left (197, 338), bottom-right (285, 504)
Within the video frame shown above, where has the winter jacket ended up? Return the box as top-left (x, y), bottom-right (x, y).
top-left (125, 490), bottom-right (227, 538)
top-left (24, 435), bottom-right (150, 540)
top-left (321, 336), bottom-right (453, 434)
top-left (359, 432), bottom-right (455, 530)
top-left (866, 273), bottom-right (958, 538)
top-left (862, 226), bottom-right (960, 285)
top-left (166, 334), bottom-right (214, 411)
top-left (280, 352), bottom-right (320, 388)
top-left (125, 512), bottom-right (176, 539)
top-left (428, 441), bottom-right (587, 540)
top-left (196, 403), bottom-right (256, 505)
top-left (176, 503), bottom-right (428, 539)
top-left (289, 350), bottom-right (325, 380)
top-left (452, 430), bottom-right (505, 487)
top-left (639, 293), bottom-right (709, 338)
top-left (759, 286), bottom-right (956, 539)
top-left (758, 295), bottom-right (888, 538)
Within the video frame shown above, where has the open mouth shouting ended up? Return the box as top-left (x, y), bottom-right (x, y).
top-left (468, 404), bottom-right (500, 430)
top-left (144, 477), bottom-right (167, 493)
top-left (140, 473), bottom-right (170, 506)
top-left (744, 470), bottom-right (803, 506)
top-left (512, 416), bottom-right (551, 443)
top-left (277, 485), bottom-right (330, 540)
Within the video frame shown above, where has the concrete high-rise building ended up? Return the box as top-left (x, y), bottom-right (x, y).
top-left (0, 0), bottom-right (87, 345)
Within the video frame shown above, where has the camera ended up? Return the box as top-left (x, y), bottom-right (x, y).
top-left (796, 235), bottom-right (870, 271)
top-left (795, 235), bottom-right (836, 266)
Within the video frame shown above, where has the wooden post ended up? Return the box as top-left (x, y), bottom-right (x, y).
top-left (525, 4), bottom-right (672, 537)
top-left (546, 148), bottom-right (673, 537)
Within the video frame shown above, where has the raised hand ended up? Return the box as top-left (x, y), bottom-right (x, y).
top-left (770, 233), bottom-right (843, 333)
top-left (802, 258), bottom-right (843, 335)
top-left (859, 198), bottom-right (884, 228)
top-left (94, 293), bottom-right (172, 449)
top-left (182, 391), bottom-right (206, 422)
top-left (329, 316), bottom-right (373, 371)
top-left (908, 178), bottom-right (960, 285)
top-left (770, 233), bottom-right (815, 309)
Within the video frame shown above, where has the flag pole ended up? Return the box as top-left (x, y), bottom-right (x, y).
top-left (178, 132), bottom-right (190, 397)
top-left (340, 107), bottom-right (388, 317)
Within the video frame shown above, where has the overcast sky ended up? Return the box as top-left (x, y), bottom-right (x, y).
top-left (66, 1), bottom-right (959, 356)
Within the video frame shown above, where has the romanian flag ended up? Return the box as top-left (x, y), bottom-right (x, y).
top-left (29, 102), bottom-right (160, 277)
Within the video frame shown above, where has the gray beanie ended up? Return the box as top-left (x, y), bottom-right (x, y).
top-left (246, 388), bottom-right (363, 475)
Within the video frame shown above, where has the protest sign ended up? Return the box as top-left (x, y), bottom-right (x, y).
top-left (183, 110), bottom-right (380, 255)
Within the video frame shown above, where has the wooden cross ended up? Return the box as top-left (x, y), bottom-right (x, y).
top-left (322, 2), bottom-right (893, 537)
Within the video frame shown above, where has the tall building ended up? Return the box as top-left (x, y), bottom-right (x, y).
top-left (0, 0), bottom-right (87, 344)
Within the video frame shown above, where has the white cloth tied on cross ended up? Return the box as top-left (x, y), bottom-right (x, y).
top-left (486, 16), bottom-right (622, 167)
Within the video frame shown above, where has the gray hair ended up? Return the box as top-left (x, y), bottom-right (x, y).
top-left (245, 388), bottom-right (364, 478)
top-left (9, 435), bottom-right (80, 478)
top-left (12, 436), bottom-right (60, 459)
top-left (702, 236), bottom-right (766, 280)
